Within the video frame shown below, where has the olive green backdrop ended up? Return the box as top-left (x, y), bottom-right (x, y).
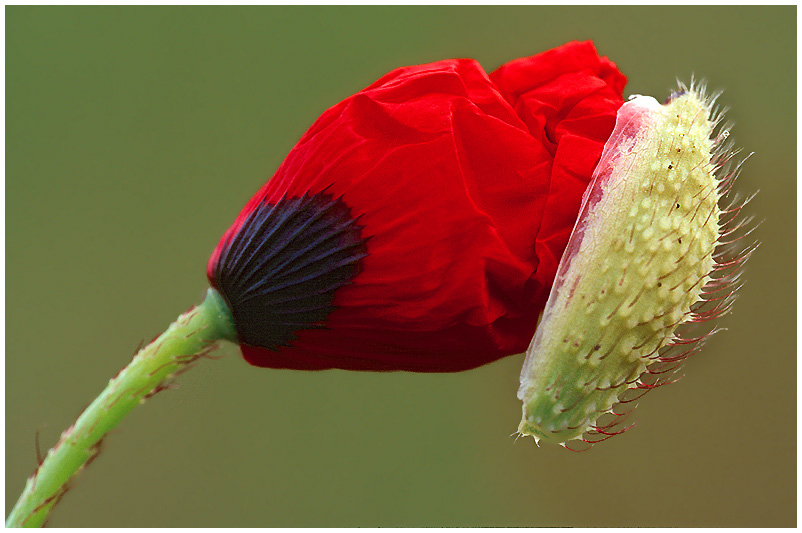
top-left (6, 6), bottom-right (796, 527)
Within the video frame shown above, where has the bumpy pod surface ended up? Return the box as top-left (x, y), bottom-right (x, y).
top-left (517, 87), bottom-right (745, 446)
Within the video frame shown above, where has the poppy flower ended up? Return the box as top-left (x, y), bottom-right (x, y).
top-left (207, 40), bottom-right (627, 372)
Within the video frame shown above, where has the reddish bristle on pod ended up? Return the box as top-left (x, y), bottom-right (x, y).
top-left (208, 41), bottom-right (627, 371)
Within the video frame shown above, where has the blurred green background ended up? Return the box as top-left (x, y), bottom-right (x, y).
top-left (6, 6), bottom-right (796, 527)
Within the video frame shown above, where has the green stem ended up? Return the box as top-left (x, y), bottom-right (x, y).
top-left (6, 288), bottom-right (237, 528)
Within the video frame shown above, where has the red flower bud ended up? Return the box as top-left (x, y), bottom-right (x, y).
top-left (208, 40), bottom-right (627, 372)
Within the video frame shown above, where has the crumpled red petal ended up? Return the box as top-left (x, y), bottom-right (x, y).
top-left (208, 40), bottom-right (627, 372)
top-left (490, 41), bottom-right (628, 317)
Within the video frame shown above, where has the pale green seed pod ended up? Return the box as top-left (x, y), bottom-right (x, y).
top-left (517, 85), bottom-right (755, 448)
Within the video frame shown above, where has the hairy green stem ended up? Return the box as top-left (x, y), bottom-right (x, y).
top-left (6, 288), bottom-right (237, 528)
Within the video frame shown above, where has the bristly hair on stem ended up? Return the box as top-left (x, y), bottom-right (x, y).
top-left (6, 290), bottom-right (237, 527)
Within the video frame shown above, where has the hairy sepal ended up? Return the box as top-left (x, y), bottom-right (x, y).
top-left (517, 85), bottom-right (751, 448)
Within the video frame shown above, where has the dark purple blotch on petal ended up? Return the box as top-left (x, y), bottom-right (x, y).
top-left (210, 192), bottom-right (368, 350)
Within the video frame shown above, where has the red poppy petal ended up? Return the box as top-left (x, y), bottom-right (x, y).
top-left (490, 40), bottom-right (627, 320)
top-left (209, 41), bottom-right (626, 372)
